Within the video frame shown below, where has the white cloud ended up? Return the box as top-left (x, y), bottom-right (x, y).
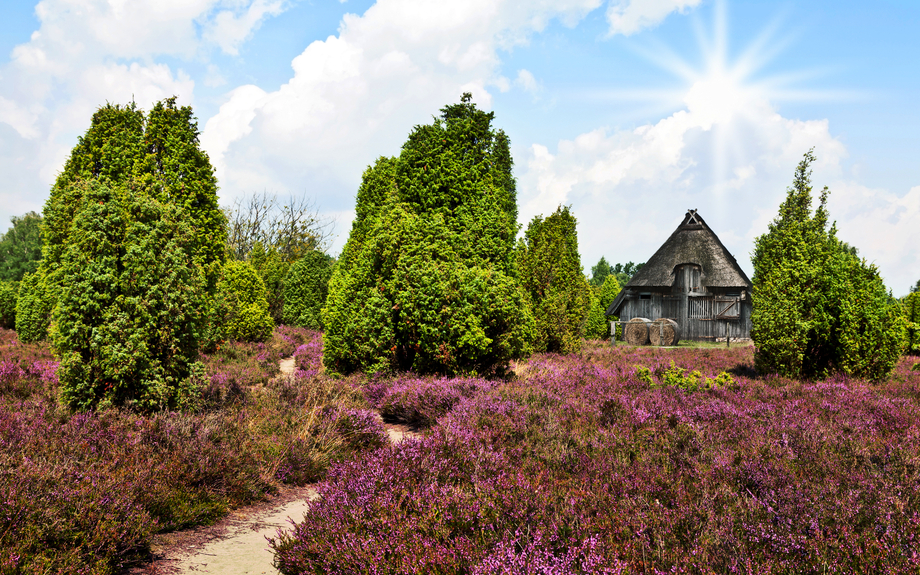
top-left (827, 182), bottom-right (920, 294)
top-left (515, 69), bottom-right (539, 93)
top-left (606, 0), bottom-right (702, 36)
top-left (0, 97), bottom-right (41, 140)
top-left (203, 0), bottom-right (287, 56)
top-left (203, 0), bottom-right (605, 209)
top-left (0, 0), bottom-right (292, 230)
top-left (515, 85), bottom-right (918, 293)
top-left (515, 91), bottom-right (857, 286)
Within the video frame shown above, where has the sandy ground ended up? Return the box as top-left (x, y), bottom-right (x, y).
top-left (127, 354), bottom-right (421, 574)
top-left (128, 486), bottom-right (317, 575)
top-left (278, 357), bottom-right (296, 376)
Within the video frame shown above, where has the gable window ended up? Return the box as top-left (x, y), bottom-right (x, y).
top-left (674, 264), bottom-right (702, 294)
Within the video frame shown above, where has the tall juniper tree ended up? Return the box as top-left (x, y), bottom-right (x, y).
top-left (751, 150), bottom-right (904, 380)
top-left (517, 205), bottom-right (593, 353)
top-left (22, 98), bottom-right (226, 343)
top-left (323, 94), bottom-right (534, 376)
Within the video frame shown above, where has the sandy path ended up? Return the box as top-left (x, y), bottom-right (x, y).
top-left (129, 355), bottom-right (422, 574)
top-left (165, 492), bottom-right (316, 574)
top-left (278, 357), bottom-right (296, 376)
top-left (131, 486), bottom-right (316, 575)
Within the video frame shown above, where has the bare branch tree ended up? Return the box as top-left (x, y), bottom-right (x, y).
top-left (224, 192), bottom-right (334, 261)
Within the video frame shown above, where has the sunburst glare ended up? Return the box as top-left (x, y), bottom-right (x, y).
top-left (596, 0), bottom-right (853, 203)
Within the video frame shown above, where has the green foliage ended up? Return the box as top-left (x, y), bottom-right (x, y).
top-left (901, 291), bottom-right (920, 355)
top-left (41, 98), bottom-right (226, 302)
top-left (135, 97), bottom-right (225, 288)
top-left (283, 250), bottom-right (333, 330)
top-left (597, 274), bottom-right (622, 313)
top-left (751, 151), bottom-right (905, 381)
top-left (591, 258), bottom-right (644, 287)
top-left (517, 205), bottom-right (592, 354)
top-left (323, 95), bottom-right (533, 376)
top-left (584, 293), bottom-right (609, 340)
top-left (52, 180), bottom-right (206, 411)
top-left (0, 211), bottom-right (43, 282)
top-left (249, 242), bottom-right (290, 324)
top-left (0, 281), bottom-right (16, 329)
top-left (15, 270), bottom-right (52, 342)
top-left (636, 361), bottom-right (736, 391)
top-left (589, 256), bottom-right (612, 287)
top-left (635, 365), bottom-right (653, 385)
top-left (585, 274), bottom-right (622, 339)
top-left (218, 260), bottom-right (274, 342)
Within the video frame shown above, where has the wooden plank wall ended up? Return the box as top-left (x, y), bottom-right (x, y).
top-left (617, 294), bottom-right (752, 340)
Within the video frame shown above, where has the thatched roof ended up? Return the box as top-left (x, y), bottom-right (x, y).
top-left (607, 210), bottom-right (751, 315)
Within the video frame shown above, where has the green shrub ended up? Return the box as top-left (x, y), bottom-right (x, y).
top-left (904, 291), bottom-right (920, 355)
top-left (14, 270), bottom-right (52, 342)
top-left (585, 275), bottom-right (621, 339)
top-left (0, 211), bottom-right (43, 282)
top-left (41, 98), bottom-right (226, 320)
top-left (219, 260), bottom-right (274, 342)
top-left (637, 361), bottom-right (736, 391)
top-left (0, 281), bottom-right (16, 329)
top-left (517, 206), bottom-right (593, 354)
top-left (249, 242), bottom-right (290, 324)
top-left (584, 291), bottom-right (609, 340)
top-left (53, 180), bottom-right (206, 411)
top-left (283, 250), bottom-right (333, 330)
top-left (751, 151), bottom-right (905, 381)
top-left (323, 95), bottom-right (533, 376)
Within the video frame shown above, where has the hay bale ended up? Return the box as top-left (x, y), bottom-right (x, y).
top-left (624, 317), bottom-right (650, 346)
top-left (649, 318), bottom-right (681, 346)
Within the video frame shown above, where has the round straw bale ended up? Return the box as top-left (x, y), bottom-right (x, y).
top-left (624, 317), bottom-right (650, 346)
top-left (649, 318), bottom-right (681, 347)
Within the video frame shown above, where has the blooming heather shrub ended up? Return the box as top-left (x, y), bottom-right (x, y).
top-left (274, 324), bottom-right (313, 353)
top-left (293, 331), bottom-right (324, 372)
top-left (0, 327), bottom-right (375, 574)
top-left (0, 405), bottom-right (274, 573)
top-left (365, 375), bottom-right (497, 427)
top-left (274, 343), bottom-right (920, 574)
top-left (320, 406), bottom-right (388, 451)
top-left (198, 339), bottom-right (283, 408)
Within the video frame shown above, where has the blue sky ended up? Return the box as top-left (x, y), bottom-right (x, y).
top-left (1, 0), bottom-right (918, 294)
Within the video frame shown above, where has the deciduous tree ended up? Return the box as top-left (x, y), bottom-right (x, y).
top-left (0, 212), bottom-right (43, 282)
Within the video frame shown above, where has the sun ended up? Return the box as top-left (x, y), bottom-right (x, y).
top-left (608, 0), bottom-right (846, 198)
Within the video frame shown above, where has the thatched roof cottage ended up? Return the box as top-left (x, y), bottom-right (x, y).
top-left (606, 209), bottom-right (752, 341)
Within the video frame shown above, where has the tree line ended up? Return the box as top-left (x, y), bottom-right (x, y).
top-left (0, 95), bottom-right (916, 413)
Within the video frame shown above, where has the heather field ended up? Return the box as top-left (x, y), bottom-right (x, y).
top-left (0, 327), bottom-right (386, 574)
top-left (272, 343), bottom-right (920, 575)
top-left (2, 331), bottom-right (920, 574)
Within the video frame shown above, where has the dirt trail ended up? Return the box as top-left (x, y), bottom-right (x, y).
top-left (278, 357), bottom-right (296, 376)
top-left (131, 355), bottom-right (421, 574)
